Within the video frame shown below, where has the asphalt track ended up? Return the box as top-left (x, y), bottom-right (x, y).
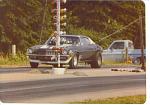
top-left (0, 74), bottom-right (146, 103)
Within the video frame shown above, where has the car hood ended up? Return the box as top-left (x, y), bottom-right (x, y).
top-left (29, 44), bottom-right (70, 50)
top-left (31, 45), bottom-right (53, 49)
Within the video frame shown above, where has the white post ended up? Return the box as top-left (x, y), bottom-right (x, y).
top-left (56, 0), bottom-right (61, 67)
top-left (52, 0), bottom-right (66, 74)
top-left (12, 45), bottom-right (16, 57)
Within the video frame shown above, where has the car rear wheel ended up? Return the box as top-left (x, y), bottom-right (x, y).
top-left (133, 58), bottom-right (141, 65)
top-left (30, 62), bottom-right (39, 68)
top-left (69, 54), bottom-right (78, 69)
top-left (90, 52), bottom-right (102, 68)
top-left (133, 57), bottom-right (146, 65)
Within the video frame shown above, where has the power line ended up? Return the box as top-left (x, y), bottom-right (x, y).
top-left (99, 16), bottom-right (144, 42)
top-left (39, 0), bottom-right (48, 43)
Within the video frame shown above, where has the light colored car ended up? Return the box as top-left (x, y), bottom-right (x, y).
top-left (102, 40), bottom-right (145, 64)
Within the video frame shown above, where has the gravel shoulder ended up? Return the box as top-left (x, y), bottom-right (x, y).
top-left (0, 67), bottom-right (145, 83)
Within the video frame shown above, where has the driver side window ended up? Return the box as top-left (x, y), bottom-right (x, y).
top-left (80, 37), bottom-right (91, 45)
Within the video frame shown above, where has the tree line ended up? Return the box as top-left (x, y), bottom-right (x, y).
top-left (0, 0), bottom-right (145, 54)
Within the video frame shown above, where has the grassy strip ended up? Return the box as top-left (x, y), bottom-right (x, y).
top-left (0, 54), bottom-right (140, 67)
top-left (70, 95), bottom-right (146, 104)
top-left (0, 53), bottom-right (28, 66)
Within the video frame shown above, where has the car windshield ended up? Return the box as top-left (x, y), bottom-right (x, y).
top-left (45, 36), bottom-right (80, 46)
top-left (110, 42), bottom-right (125, 49)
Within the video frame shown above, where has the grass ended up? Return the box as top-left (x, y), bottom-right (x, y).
top-left (102, 61), bottom-right (141, 68)
top-left (0, 53), bottom-right (28, 66)
top-left (0, 53), bottom-right (141, 67)
top-left (70, 95), bottom-right (146, 104)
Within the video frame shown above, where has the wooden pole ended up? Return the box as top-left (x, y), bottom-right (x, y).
top-left (125, 47), bottom-right (128, 64)
top-left (139, 15), bottom-right (145, 71)
top-left (39, 0), bottom-right (47, 43)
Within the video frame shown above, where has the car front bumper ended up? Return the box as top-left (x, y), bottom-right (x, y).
top-left (27, 54), bottom-right (72, 65)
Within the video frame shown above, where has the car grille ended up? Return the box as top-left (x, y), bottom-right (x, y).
top-left (35, 49), bottom-right (57, 55)
top-left (47, 51), bottom-right (57, 55)
top-left (37, 50), bottom-right (46, 55)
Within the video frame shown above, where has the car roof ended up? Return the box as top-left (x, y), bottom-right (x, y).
top-left (61, 34), bottom-right (88, 38)
top-left (113, 40), bottom-right (133, 43)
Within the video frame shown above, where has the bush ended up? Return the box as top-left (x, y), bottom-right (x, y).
top-left (70, 95), bottom-right (146, 104)
top-left (0, 52), bottom-right (28, 66)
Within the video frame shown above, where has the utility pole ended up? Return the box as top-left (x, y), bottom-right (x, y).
top-left (51, 0), bottom-right (67, 68)
top-left (51, 0), bottom-right (67, 74)
top-left (139, 14), bottom-right (145, 71)
top-left (56, 0), bottom-right (61, 67)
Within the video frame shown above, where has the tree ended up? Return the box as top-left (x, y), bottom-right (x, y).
top-left (66, 0), bottom-right (145, 48)
top-left (0, 0), bottom-right (145, 53)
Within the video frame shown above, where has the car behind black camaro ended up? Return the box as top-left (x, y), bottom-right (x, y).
top-left (27, 35), bottom-right (103, 69)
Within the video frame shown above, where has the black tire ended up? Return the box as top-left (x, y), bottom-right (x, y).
top-left (30, 62), bottom-right (39, 68)
top-left (90, 52), bottom-right (102, 68)
top-left (133, 57), bottom-right (146, 65)
top-left (69, 54), bottom-right (78, 69)
top-left (133, 57), bottom-right (141, 65)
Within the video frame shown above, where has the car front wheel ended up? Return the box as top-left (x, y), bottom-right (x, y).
top-left (69, 54), bottom-right (78, 69)
top-left (90, 52), bottom-right (102, 68)
top-left (30, 62), bottom-right (39, 68)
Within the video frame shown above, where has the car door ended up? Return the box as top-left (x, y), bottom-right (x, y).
top-left (79, 37), bottom-right (96, 60)
top-left (87, 37), bottom-right (98, 57)
top-left (107, 42), bottom-right (125, 62)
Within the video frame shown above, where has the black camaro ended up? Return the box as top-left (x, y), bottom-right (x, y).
top-left (27, 35), bottom-right (103, 69)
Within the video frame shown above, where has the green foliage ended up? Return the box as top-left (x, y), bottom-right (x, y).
top-left (0, 0), bottom-right (53, 53)
top-left (0, 52), bottom-right (28, 65)
top-left (0, 0), bottom-right (145, 54)
top-left (70, 95), bottom-right (146, 104)
top-left (66, 1), bottom-right (145, 48)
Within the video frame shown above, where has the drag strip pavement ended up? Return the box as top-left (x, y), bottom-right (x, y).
top-left (0, 74), bottom-right (146, 103)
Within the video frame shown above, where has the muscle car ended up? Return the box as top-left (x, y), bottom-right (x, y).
top-left (27, 35), bottom-right (103, 69)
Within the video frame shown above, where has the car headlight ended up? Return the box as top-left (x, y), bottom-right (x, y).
top-left (62, 50), bottom-right (68, 55)
top-left (27, 49), bottom-right (33, 54)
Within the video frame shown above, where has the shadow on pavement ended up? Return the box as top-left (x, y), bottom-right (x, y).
top-left (0, 63), bottom-right (141, 73)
